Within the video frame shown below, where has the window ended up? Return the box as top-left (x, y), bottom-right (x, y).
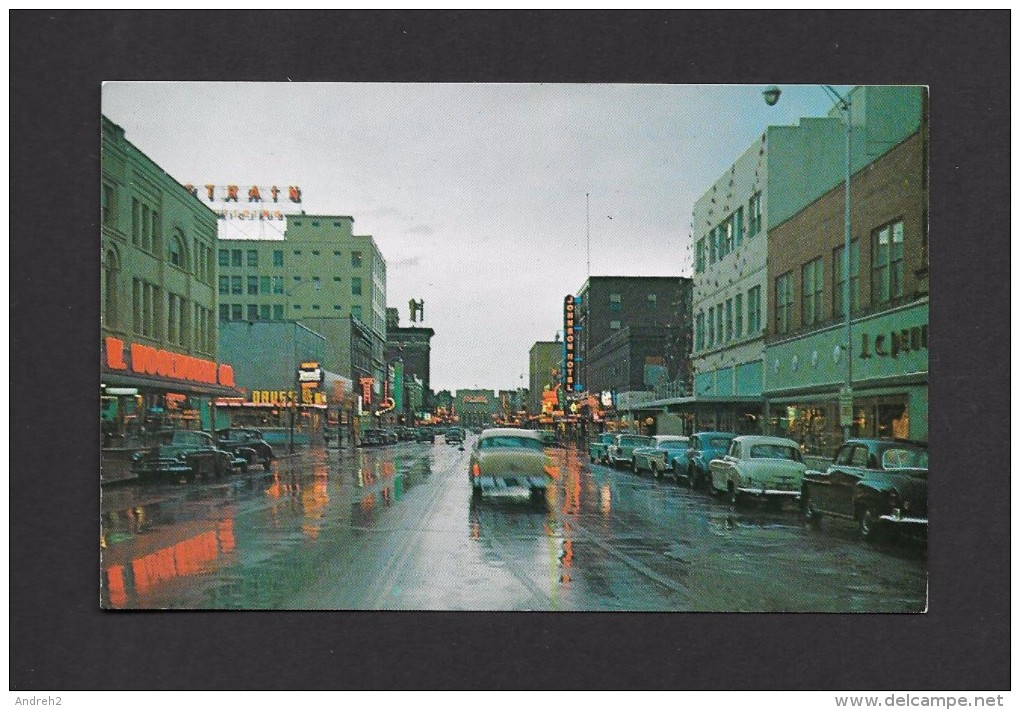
top-left (647, 294), bottom-right (657, 309)
top-left (272, 276), bottom-right (284, 294)
top-left (312, 277), bottom-right (321, 290)
top-left (293, 250), bottom-right (302, 255)
top-left (734, 206), bottom-right (744, 248)
top-left (695, 311), bottom-right (705, 351)
top-left (219, 249), bottom-right (230, 267)
top-left (609, 320), bottom-right (621, 330)
top-left (352, 251), bottom-right (363, 268)
top-left (833, 240), bottom-right (860, 318)
top-left (735, 293), bottom-right (743, 338)
top-left (775, 272), bottom-right (794, 334)
top-left (272, 304), bottom-right (284, 320)
top-left (716, 304), bottom-right (724, 344)
top-left (872, 220), bottom-right (904, 304)
top-left (312, 250), bottom-right (320, 256)
top-left (218, 276), bottom-right (230, 295)
top-left (725, 298), bottom-right (733, 341)
top-left (273, 250), bottom-right (284, 267)
top-left (231, 304), bottom-right (242, 321)
top-left (609, 293), bottom-right (622, 312)
top-left (246, 250), bottom-right (258, 267)
top-left (748, 192), bottom-right (762, 237)
top-left (801, 257), bottom-right (824, 326)
top-left (352, 277), bottom-right (362, 296)
top-left (747, 285), bottom-right (761, 335)
top-left (352, 304), bottom-right (363, 320)
top-left (260, 276), bottom-right (270, 295)
top-left (333, 305), bottom-right (342, 311)
top-left (231, 276), bottom-right (242, 295)
top-left (219, 303), bottom-right (230, 322)
top-left (723, 218), bottom-right (734, 255)
top-left (293, 276), bottom-right (302, 282)
top-left (247, 276), bottom-right (258, 295)
top-left (707, 308), bottom-right (715, 348)
top-left (333, 277), bottom-right (341, 282)
top-left (168, 231), bottom-right (186, 269)
top-left (312, 221), bottom-right (320, 227)
top-left (708, 229), bottom-right (717, 264)
top-left (102, 183), bottom-right (115, 226)
top-left (103, 249), bottom-right (119, 329)
top-left (695, 238), bottom-right (706, 273)
top-left (247, 305), bottom-right (259, 321)
top-left (312, 304), bottom-right (321, 311)
top-left (231, 249), bottom-right (242, 267)
top-left (131, 199), bottom-right (141, 246)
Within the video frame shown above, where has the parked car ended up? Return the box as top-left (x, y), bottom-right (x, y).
top-left (415, 428), bottom-right (435, 443)
top-left (382, 429), bottom-right (399, 444)
top-left (468, 428), bottom-right (553, 502)
top-left (360, 428), bottom-right (385, 447)
top-left (131, 430), bottom-right (234, 481)
top-left (684, 432), bottom-right (737, 489)
top-left (216, 428), bottom-right (274, 471)
top-left (800, 438), bottom-right (928, 542)
top-left (708, 435), bottom-right (806, 506)
top-left (588, 433), bottom-right (616, 465)
top-left (446, 428), bottom-right (465, 445)
top-left (608, 434), bottom-right (653, 469)
top-left (632, 435), bottom-right (690, 479)
top-left (538, 430), bottom-right (559, 448)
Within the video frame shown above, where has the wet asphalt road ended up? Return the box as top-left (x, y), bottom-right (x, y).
top-left (101, 434), bottom-right (927, 611)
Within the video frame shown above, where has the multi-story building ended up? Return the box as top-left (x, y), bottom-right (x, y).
top-left (575, 276), bottom-right (693, 396)
top-left (101, 116), bottom-right (237, 447)
top-left (688, 85), bottom-right (924, 433)
top-left (384, 307), bottom-right (436, 414)
top-left (454, 389), bottom-right (499, 428)
top-left (528, 341), bottom-right (560, 414)
top-left (214, 214), bottom-right (388, 399)
top-left (764, 96), bottom-right (928, 455)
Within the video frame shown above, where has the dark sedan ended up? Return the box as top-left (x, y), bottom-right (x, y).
top-left (131, 430), bottom-right (234, 481)
top-left (215, 428), bottom-right (274, 471)
top-left (801, 438), bottom-right (928, 542)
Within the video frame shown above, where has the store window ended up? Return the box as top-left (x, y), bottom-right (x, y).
top-left (872, 220), bottom-right (904, 304)
top-left (801, 257), bottom-right (823, 326)
top-left (775, 272), bottom-right (794, 334)
top-left (833, 240), bottom-right (860, 318)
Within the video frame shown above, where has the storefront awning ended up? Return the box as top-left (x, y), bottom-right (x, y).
top-left (102, 371), bottom-right (243, 398)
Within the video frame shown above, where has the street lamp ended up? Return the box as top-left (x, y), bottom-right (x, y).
top-left (764, 84), bottom-right (854, 442)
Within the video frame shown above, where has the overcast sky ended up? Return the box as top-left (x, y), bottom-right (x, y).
top-left (103, 83), bottom-right (841, 392)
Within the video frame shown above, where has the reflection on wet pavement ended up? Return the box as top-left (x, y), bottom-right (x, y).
top-left (101, 438), bottom-right (927, 611)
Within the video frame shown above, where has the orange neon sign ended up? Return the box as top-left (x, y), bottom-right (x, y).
top-left (104, 337), bottom-right (234, 387)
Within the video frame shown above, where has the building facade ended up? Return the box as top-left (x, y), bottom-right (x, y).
top-left (575, 276), bottom-right (693, 396)
top-left (528, 341), bottom-right (560, 414)
top-left (454, 389), bottom-right (499, 428)
top-left (689, 85), bottom-right (924, 433)
top-left (384, 307), bottom-right (436, 412)
top-left (764, 110), bottom-right (928, 456)
top-left (214, 214), bottom-right (388, 396)
top-left (101, 116), bottom-right (236, 446)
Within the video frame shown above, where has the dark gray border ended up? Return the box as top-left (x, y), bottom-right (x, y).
top-left (10, 10), bottom-right (1009, 690)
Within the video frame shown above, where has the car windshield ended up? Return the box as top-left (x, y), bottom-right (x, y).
top-left (750, 444), bottom-right (801, 461)
top-left (708, 437), bottom-right (733, 449)
top-left (661, 441), bottom-right (688, 450)
top-left (169, 431), bottom-right (207, 446)
top-left (479, 436), bottom-right (543, 451)
top-left (882, 447), bottom-right (928, 470)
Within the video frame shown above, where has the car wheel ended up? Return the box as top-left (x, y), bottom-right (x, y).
top-left (530, 487), bottom-right (547, 504)
top-left (651, 462), bottom-right (660, 479)
top-left (631, 460), bottom-right (638, 474)
top-left (687, 465), bottom-right (699, 490)
top-left (858, 507), bottom-right (884, 542)
top-left (672, 461), bottom-right (682, 484)
top-left (728, 484), bottom-right (741, 507)
top-left (801, 491), bottom-right (822, 526)
top-left (263, 459), bottom-right (272, 472)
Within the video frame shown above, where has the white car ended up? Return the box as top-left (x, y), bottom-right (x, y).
top-left (708, 435), bottom-right (806, 506)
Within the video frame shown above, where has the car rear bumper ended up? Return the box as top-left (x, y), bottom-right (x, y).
top-left (880, 512), bottom-right (928, 527)
top-left (473, 475), bottom-right (548, 496)
top-left (736, 486), bottom-right (801, 499)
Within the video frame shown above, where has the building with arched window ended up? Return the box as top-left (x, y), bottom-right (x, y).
top-left (101, 115), bottom-right (238, 457)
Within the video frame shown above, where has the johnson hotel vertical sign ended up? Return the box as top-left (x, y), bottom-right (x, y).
top-left (563, 295), bottom-right (577, 393)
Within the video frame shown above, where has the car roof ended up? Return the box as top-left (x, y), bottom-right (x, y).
top-left (694, 431), bottom-right (735, 438)
top-left (734, 435), bottom-right (800, 447)
top-left (845, 438), bottom-right (928, 449)
top-left (479, 428), bottom-right (541, 440)
top-left (653, 435), bottom-right (689, 442)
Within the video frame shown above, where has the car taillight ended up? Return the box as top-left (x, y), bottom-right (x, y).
top-left (472, 462), bottom-right (481, 477)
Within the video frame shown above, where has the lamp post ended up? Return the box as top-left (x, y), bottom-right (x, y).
top-left (763, 85), bottom-right (854, 442)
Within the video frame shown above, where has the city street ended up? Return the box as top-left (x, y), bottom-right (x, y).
top-left (101, 434), bottom-right (927, 611)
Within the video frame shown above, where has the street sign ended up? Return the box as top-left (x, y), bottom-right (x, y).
top-left (839, 387), bottom-right (854, 427)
